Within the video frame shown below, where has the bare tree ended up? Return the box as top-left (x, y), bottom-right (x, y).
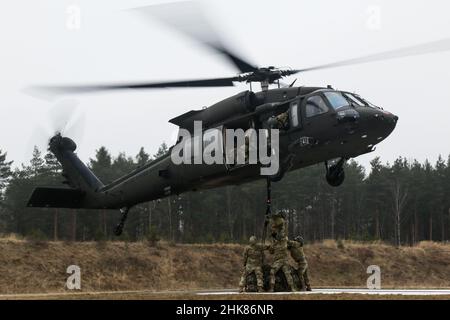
top-left (225, 186), bottom-right (234, 239)
top-left (390, 179), bottom-right (408, 246)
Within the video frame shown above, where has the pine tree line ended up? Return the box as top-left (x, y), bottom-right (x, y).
top-left (0, 145), bottom-right (449, 244)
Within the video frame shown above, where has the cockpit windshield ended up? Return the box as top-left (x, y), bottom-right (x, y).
top-left (344, 93), bottom-right (365, 107)
top-left (342, 92), bottom-right (381, 109)
top-left (323, 92), bottom-right (350, 110)
top-left (360, 97), bottom-right (380, 109)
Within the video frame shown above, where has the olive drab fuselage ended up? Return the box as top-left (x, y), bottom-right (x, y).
top-left (27, 86), bottom-right (398, 211)
top-left (87, 86), bottom-right (397, 209)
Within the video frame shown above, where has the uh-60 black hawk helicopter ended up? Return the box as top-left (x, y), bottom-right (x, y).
top-left (26, 3), bottom-right (450, 236)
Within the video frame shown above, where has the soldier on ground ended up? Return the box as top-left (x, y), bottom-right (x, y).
top-left (288, 235), bottom-right (311, 291)
top-left (268, 236), bottom-right (297, 292)
top-left (239, 236), bottom-right (268, 293)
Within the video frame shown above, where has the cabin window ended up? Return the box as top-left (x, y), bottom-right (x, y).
top-left (290, 101), bottom-right (299, 127)
top-left (305, 95), bottom-right (328, 118)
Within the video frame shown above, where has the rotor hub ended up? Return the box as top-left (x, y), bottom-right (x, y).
top-left (49, 133), bottom-right (77, 153)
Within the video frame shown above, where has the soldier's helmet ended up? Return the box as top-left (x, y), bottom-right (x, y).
top-left (294, 235), bottom-right (304, 246)
top-left (271, 210), bottom-right (286, 219)
top-left (249, 236), bottom-right (257, 245)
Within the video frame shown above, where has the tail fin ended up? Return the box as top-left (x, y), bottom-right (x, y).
top-left (49, 134), bottom-right (104, 192)
top-left (27, 134), bottom-right (103, 208)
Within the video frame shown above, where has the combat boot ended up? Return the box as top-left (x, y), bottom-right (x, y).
top-left (298, 278), bottom-right (306, 291)
top-left (239, 286), bottom-right (245, 293)
top-left (306, 284), bottom-right (312, 291)
top-left (290, 284), bottom-right (299, 292)
top-left (257, 286), bottom-right (264, 293)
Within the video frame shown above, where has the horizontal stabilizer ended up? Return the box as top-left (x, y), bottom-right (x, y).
top-left (27, 187), bottom-right (85, 209)
top-left (169, 109), bottom-right (203, 127)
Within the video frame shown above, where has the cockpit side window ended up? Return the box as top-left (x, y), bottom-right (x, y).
top-left (324, 92), bottom-right (350, 110)
top-left (305, 95), bottom-right (329, 118)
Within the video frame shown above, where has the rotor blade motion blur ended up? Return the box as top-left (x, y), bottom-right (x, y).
top-left (35, 77), bottom-right (237, 95)
top-left (49, 99), bottom-right (79, 134)
top-left (28, 2), bottom-right (450, 98)
top-left (26, 99), bottom-right (84, 157)
top-left (296, 37), bottom-right (450, 73)
top-left (135, 1), bottom-right (258, 73)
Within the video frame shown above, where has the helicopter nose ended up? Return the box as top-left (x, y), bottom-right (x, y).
top-left (371, 109), bottom-right (398, 138)
top-left (355, 107), bottom-right (398, 143)
top-left (375, 110), bottom-right (398, 126)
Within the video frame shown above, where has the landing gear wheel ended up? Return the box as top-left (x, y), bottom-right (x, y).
top-left (325, 158), bottom-right (346, 187)
top-left (326, 169), bottom-right (345, 187)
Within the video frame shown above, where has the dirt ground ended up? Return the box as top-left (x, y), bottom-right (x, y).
top-left (1, 291), bottom-right (449, 300)
top-left (0, 237), bottom-right (449, 295)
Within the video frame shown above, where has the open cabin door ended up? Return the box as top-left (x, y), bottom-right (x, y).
top-left (173, 126), bottom-right (227, 177)
top-left (222, 122), bottom-right (290, 180)
top-left (222, 123), bottom-right (258, 172)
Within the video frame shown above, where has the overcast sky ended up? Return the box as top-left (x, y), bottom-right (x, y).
top-left (1, 0), bottom-right (450, 173)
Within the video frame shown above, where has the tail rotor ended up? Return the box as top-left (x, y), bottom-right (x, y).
top-left (26, 99), bottom-right (85, 159)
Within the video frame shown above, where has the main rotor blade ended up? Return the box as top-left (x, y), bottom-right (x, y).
top-left (134, 1), bottom-right (258, 73)
top-left (296, 37), bottom-right (450, 73)
top-left (33, 77), bottom-right (237, 95)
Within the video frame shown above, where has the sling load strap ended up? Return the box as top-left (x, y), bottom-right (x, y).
top-left (262, 177), bottom-right (271, 244)
top-left (114, 207), bottom-right (129, 236)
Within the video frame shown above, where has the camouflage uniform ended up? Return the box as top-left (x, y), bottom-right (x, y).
top-left (275, 112), bottom-right (289, 129)
top-left (239, 236), bottom-right (267, 292)
top-left (266, 112), bottom-right (289, 130)
top-left (288, 237), bottom-right (311, 291)
top-left (269, 212), bottom-right (287, 240)
top-left (268, 236), bottom-right (297, 292)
